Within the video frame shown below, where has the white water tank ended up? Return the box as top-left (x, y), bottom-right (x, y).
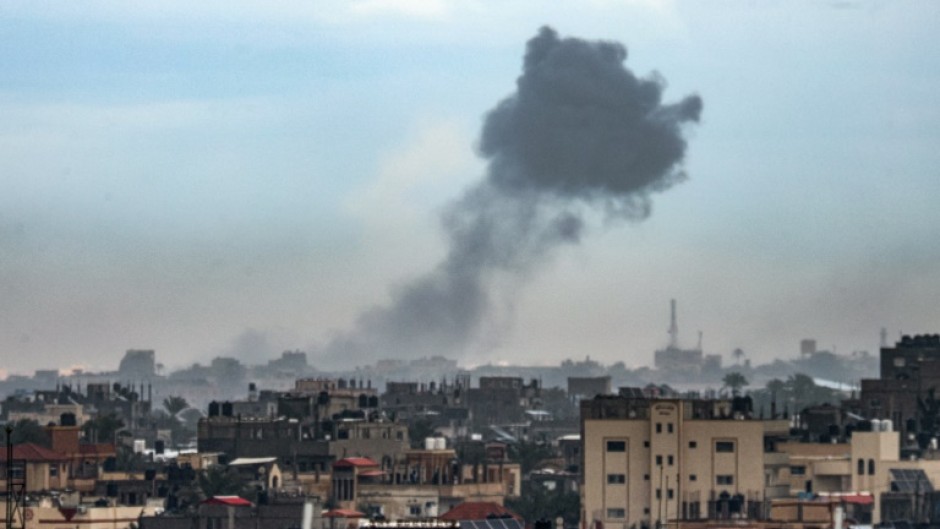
top-left (425, 437), bottom-right (436, 450)
top-left (434, 437), bottom-right (446, 450)
top-left (870, 419), bottom-right (882, 432)
top-left (882, 419), bottom-right (893, 432)
top-left (133, 439), bottom-right (146, 454)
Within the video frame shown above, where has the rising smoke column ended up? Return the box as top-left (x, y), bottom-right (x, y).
top-left (319, 26), bottom-right (702, 366)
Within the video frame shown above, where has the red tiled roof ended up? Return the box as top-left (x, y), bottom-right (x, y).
top-left (333, 457), bottom-right (379, 468)
top-left (0, 443), bottom-right (68, 462)
top-left (440, 502), bottom-right (522, 521)
top-left (202, 496), bottom-right (252, 506)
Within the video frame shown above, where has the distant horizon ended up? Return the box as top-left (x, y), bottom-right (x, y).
top-left (0, 333), bottom-right (888, 381)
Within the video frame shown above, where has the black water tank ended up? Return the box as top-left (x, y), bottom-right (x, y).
top-left (60, 413), bottom-right (77, 427)
top-left (222, 401), bottom-right (234, 417)
top-left (208, 401), bottom-right (220, 417)
top-left (155, 440), bottom-right (165, 455)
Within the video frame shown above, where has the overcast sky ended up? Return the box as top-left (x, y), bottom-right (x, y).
top-left (2, 1), bottom-right (939, 376)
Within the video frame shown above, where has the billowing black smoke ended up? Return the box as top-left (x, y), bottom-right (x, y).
top-left (318, 26), bottom-right (702, 366)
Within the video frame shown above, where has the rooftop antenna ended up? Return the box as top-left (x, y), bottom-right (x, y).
top-left (668, 299), bottom-right (679, 349)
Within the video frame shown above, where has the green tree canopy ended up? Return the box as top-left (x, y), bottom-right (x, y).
top-left (1, 419), bottom-right (51, 447)
top-left (722, 372), bottom-right (749, 396)
top-left (82, 412), bottom-right (125, 444)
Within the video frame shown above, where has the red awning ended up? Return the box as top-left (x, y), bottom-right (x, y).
top-left (358, 470), bottom-right (386, 477)
top-left (203, 496), bottom-right (253, 506)
top-left (841, 494), bottom-right (874, 505)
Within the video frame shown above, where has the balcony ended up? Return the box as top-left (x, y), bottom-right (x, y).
top-left (764, 452), bottom-right (789, 467)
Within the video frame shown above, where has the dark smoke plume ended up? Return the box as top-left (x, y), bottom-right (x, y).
top-left (318, 26), bottom-right (702, 366)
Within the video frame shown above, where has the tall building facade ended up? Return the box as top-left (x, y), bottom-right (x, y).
top-left (581, 393), bottom-right (788, 529)
top-left (860, 334), bottom-right (940, 441)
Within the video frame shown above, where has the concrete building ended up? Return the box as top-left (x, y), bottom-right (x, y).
top-left (860, 334), bottom-right (940, 443)
top-left (580, 392), bottom-right (790, 529)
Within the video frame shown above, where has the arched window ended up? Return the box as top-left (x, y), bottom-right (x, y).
top-left (868, 459), bottom-right (876, 475)
top-left (857, 458), bottom-right (865, 475)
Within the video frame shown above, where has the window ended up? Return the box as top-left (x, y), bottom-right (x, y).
top-left (857, 459), bottom-right (865, 475)
top-left (667, 423), bottom-right (674, 434)
top-left (894, 357), bottom-right (906, 367)
top-left (409, 505), bottom-right (422, 516)
top-left (868, 459), bottom-right (875, 475)
top-left (644, 440), bottom-right (650, 448)
top-left (869, 399), bottom-right (881, 409)
top-left (715, 441), bottom-right (735, 453)
top-left (606, 509), bottom-right (626, 519)
top-left (689, 474), bottom-right (697, 481)
top-left (643, 508), bottom-right (650, 515)
top-left (791, 466), bottom-right (806, 476)
top-left (689, 441), bottom-right (697, 449)
top-left (49, 465), bottom-right (58, 477)
top-left (607, 474), bottom-right (626, 484)
top-left (667, 455), bottom-right (674, 466)
top-left (607, 440), bottom-right (626, 452)
top-left (667, 489), bottom-right (674, 499)
top-left (644, 474), bottom-right (650, 481)
top-left (717, 475), bottom-right (734, 485)
top-left (656, 489), bottom-right (662, 499)
top-left (656, 455), bottom-right (663, 466)
top-left (656, 423), bottom-right (663, 433)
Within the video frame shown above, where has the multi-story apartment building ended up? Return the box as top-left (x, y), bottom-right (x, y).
top-left (860, 334), bottom-right (940, 441)
top-left (580, 392), bottom-right (789, 529)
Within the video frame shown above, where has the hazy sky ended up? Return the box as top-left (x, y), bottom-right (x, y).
top-left (2, 1), bottom-right (939, 376)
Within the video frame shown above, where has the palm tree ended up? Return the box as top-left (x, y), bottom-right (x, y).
top-left (163, 396), bottom-right (190, 416)
top-left (722, 372), bottom-right (749, 397)
top-left (196, 465), bottom-right (250, 499)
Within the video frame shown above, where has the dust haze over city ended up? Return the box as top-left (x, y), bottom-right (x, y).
top-left (2, 2), bottom-right (939, 378)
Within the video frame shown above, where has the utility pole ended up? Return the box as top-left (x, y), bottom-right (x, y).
top-left (5, 424), bottom-right (25, 529)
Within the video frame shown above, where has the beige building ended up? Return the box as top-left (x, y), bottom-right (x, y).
top-left (581, 395), bottom-right (789, 529)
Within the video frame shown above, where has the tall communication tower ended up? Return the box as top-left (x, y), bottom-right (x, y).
top-left (668, 299), bottom-right (679, 349)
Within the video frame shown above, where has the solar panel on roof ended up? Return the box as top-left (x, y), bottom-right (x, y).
top-left (890, 468), bottom-right (933, 493)
top-left (459, 519), bottom-right (524, 529)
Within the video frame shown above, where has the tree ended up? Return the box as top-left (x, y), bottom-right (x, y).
top-left (506, 481), bottom-right (579, 528)
top-left (732, 348), bottom-right (745, 365)
top-left (722, 372), bottom-right (749, 397)
top-left (196, 465), bottom-right (250, 499)
top-left (163, 396), bottom-right (190, 416)
top-left (82, 413), bottom-right (125, 444)
top-left (113, 445), bottom-right (147, 472)
top-left (1, 419), bottom-right (50, 447)
top-left (509, 440), bottom-right (555, 475)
